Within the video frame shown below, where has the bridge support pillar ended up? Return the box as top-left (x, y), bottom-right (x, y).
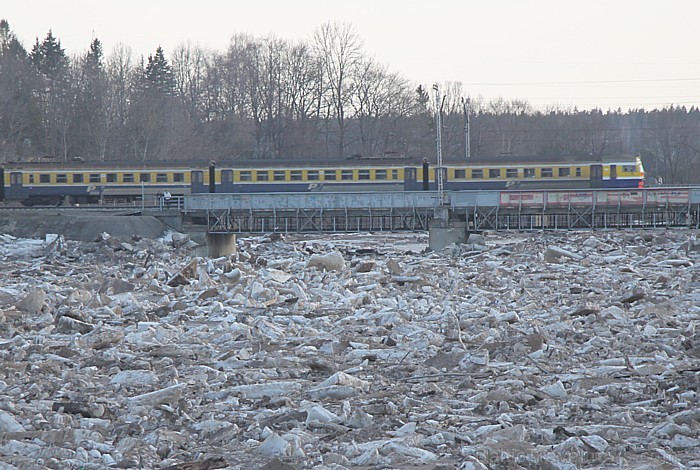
top-left (207, 233), bottom-right (237, 257)
top-left (428, 206), bottom-right (470, 252)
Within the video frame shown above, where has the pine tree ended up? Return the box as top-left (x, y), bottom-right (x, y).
top-left (0, 19), bottom-right (27, 57)
top-left (29, 30), bottom-right (68, 80)
top-left (415, 85), bottom-right (431, 114)
top-left (127, 46), bottom-right (181, 160)
top-left (72, 37), bottom-right (107, 160)
top-left (85, 38), bottom-right (103, 75)
top-left (144, 46), bottom-right (175, 95)
top-left (0, 19), bottom-right (40, 161)
top-left (28, 30), bottom-right (73, 160)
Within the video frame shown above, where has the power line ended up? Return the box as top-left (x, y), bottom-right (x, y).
top-left (459, 135), bottom-right (700, 144)
top-left (527, 102), bottom-right (700, 110)
top-left (469, 95), bottom-right (700, 110)
top-left (511, 100), bottom-right (700, 108)
top-left (464, 78), bottom-right (700, 86)
top-left (463, 126), bottom-right (700, 133)
top-left (525, 95), bottom-right (700, 101)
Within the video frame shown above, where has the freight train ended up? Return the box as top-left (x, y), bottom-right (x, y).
top-left (0, 155), bottom-right (645, 206)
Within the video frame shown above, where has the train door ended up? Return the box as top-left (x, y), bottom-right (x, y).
top-left (221, 169), bottom-right (233, 192)
top-left (404, 167), bottom-right (417, 191)
top-left (590, 164), bottom-right (603, 188)
top-left (609, 164), bottom-right (617, 186)
top-left (9, 172), bottom-right (23, 199)
top-left (191, 170), bottom-right (205, 194)
top-left (0, 168), bottom-right (4, 201)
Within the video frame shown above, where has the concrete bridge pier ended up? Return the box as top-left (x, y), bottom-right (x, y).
top-left (428, 206), bottom-right (470, 252)
top-left (207, 233), bottom-right (237, 257)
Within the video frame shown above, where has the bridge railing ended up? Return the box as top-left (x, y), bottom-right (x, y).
top-left (181, 187), bottom-right (700, 212)
top-left (173, 187), bottom-right (700, 233)
top-left (183, 191), bottom-right (442, 212)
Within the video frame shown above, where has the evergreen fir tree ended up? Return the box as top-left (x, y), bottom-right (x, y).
top-left (0, 19), bottom-right (41, 160)
top-left (144, 46), bottom-right (175, 95)
top-left (85, 38), bottom-right (103, 75)
top-left (0, 19), bottom-right (27, 57)
top-left (28, 30), bottom-right (73, 160)
top-left (415, 85), bottom-right (431, 114)
top-left (29, 30), bottom-right (68, 80)
top-left (72, 37), bottom-right (107, 160)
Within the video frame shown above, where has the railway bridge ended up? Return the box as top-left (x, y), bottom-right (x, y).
top-left (170, 186), bottom-right (700, 234)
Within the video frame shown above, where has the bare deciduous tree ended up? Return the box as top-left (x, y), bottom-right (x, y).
top-left (313, 21), bottom-right (363, 158)
top-left (282, 41), bottom-right (323, 158)
top-left (103, 44), bottom-right (135, 160)
top-left (649, 107), bottom-right (700, 184)
top-left (172, 41), bottom-right (210, 122)
top-left (350, 58), bottom-right (413, 158)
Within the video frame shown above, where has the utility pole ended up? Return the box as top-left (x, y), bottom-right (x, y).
top-left (463, 97), bottom-right (471, 159)
top-left (433, 84), bottom-right (445, 204)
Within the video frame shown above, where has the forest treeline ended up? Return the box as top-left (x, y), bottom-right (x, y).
top-left (1, 19), bottom-right (699, 183)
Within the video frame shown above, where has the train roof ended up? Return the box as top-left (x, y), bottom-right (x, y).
top-left (2, 154), bottom-right (640, 170)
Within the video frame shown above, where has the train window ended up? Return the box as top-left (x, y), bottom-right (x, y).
top-left (558, 167), bottom-right (570, 177)
top-left (524, 168), bottom-right (536, 178)
top-left (455, 169), bottom-right (466, 179)
top-left (622, 165), bottom-right (636, 173)
top-left (90, 173), bottom-right (101, 183)
top-left (173, 173), bottom-right (184, 182)
top-left (239, 171), bottom-right (252, 182)
top-left (156, 173), bottom-right (168, 183)
top-left (106, 173), bottom-right (117, 183)
top-left (341, 170), bottom-right (353, 180)
top-left (471, 169), bottom-right (483, 179)
top-left (307, 170), bottom-right (320, 181)
top-left (273, 171), bottom-right (286, 181)
top-left (40, 174), bottom-right (50, 183)
top-left (56, 174), bottom-right (68, 183)
top-left (375, 169), bottom-right (387, 180)
top-left (123, 173), bottom-right (135, 183)
top-left (255, 171), bottom-right (269, 181)
top-left (73, 174), bottom-right (84, 183)
top-left (541, 168), bottom-right (553, 177)
top-left (323, 170), bottom-right (337, 181)
top-left (575, 167), bottom-right (582, 177)
top-left (506, 168), bottom-right (518, 178)
top-left (358, 170), bottom-right (371, 180)
top-left (290, 170), bottom-right (303, 181)
top-left (392, 169), bottom-right (399, 179)
top-left (139, 173), bottom-right (150, 183)
top-left (29, 174), bottom-right (35, 184)
top-left (489, 169), bottom-right (501, 178)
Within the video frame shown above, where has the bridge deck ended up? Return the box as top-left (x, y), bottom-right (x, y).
top-left (175, 187), bottom-right (700, 233)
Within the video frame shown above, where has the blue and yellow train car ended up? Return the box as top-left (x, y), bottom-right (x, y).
top-left (433, 155), bottom-right (645, 191)
top-left (1, 163), bottom-right (194, 205)
top-left (0, 154), bottom-right (645, 206)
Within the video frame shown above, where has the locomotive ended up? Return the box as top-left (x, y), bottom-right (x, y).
top-left (0, 154), bottom-right (645, 206)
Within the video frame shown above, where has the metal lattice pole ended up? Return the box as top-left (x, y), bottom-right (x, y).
top-left (433, 84), bottom-right (445, 204)
top-left (463, 97), bottom-right (471, 159)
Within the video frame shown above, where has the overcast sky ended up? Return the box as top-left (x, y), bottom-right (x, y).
top-left (4, 0), bottom-right (700, 111)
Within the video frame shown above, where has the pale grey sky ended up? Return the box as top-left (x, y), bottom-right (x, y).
top-left (4, 0), bottom-right (700, 111)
